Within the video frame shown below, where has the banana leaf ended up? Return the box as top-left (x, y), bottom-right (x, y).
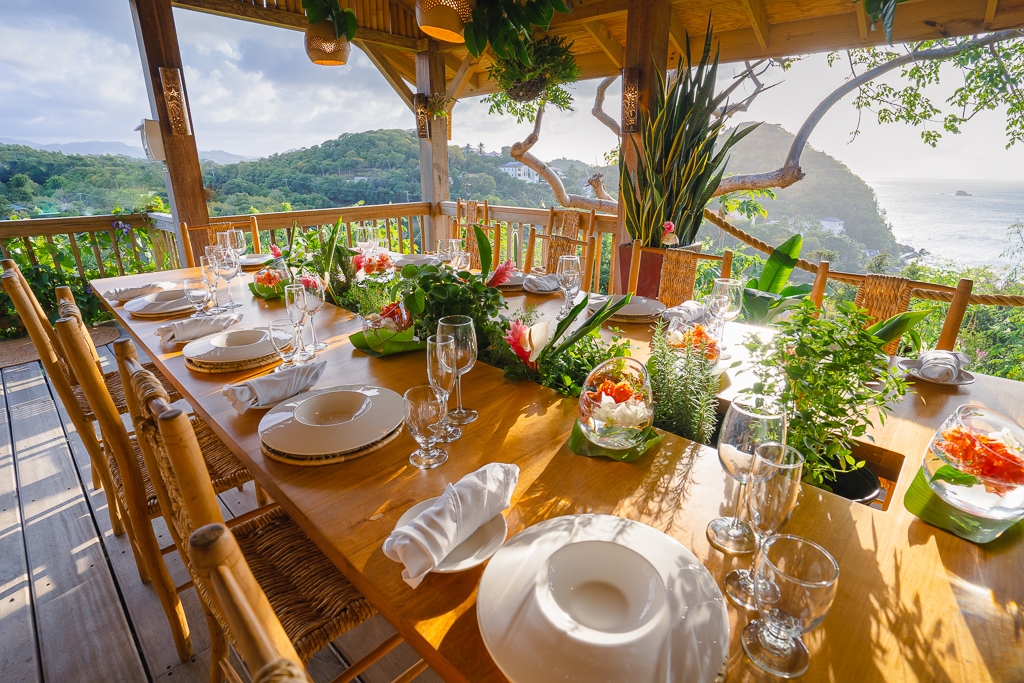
top-left (757, 234), bottom-right (803, 294)
top-left (866, 309), bottom-right (933, 345)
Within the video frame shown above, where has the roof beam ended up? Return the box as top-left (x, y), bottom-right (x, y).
top-left (548, 0), bottom-right (628, 28)
top-left (986, 0), bottom-right (999, 26)
top-left (740, 0), bottom-right (771, 50)
top-left (668, 11), bottom-right (687, 62)
top-left (446, 54), bottom-right (479, 100)
top-left (855, 0), bottom-right (869, 39)
top-left (356, 42), bottom-right (415, 111)
top-left (583, 20), bottom-right (624, 68)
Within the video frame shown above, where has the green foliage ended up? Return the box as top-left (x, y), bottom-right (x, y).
top-left (463, 0), bottom-right (571, 60)
top-left (336, 275), bottom-right (392, 316)
top-left (620, 26), bottom-right (758, 248)
top-left (302, 0), bottom-right (357, 40)
top-left (744, 300), bottom-right (909, 487)
top-left (483, 35), bottom-right (580, 123)
top-left (715, 186), bottom-right (776, 220)
top-left (0, 264), bottom-right (109, 338)
top-left (866, 309), bottom-right (932, 349)
top-left (860, 0), bottom-right (908, 43)
top-left (741, 234), bottom-right (812, 325)
top-left (647, 322), bottom-right (719, 444)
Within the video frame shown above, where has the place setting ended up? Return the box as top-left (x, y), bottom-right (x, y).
top-left (897, 349), bottom-right (976, 385)
top-left (587, 293), bottom-right (667, 323)
top-left (122, 288), bottom-right (195, 319)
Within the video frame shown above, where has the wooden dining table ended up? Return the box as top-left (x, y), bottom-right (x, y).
top-left (93, 268), bottom-right (1024, 683)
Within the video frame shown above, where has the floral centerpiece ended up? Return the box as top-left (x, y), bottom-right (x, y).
top-left (249, 255), bottom-right (292, 300)
top-left (578, 357), bottom-right (654, 450)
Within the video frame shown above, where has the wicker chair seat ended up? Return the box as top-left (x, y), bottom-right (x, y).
top-left (107, 417), bottom-right (252, 518)
top-left (76, 362), bottom-right (182, 421)
top-left (228, 506), bottom-right (375, 661)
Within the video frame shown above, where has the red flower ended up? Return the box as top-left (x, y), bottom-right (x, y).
top-left (505, 320), bottom-right (535, 369)
top-left (663, 221), bottom-right (675, 235)
top-left (299, 274), bottom-right (320, 289)
top-left (353, 253), bottom-right (366, 271)
top-left (486, 259), bottom-right (515, 288)
top-left (270, 244), bottom-right (282, 258)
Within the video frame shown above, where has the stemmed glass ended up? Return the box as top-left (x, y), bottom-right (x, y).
top-left (268, 318), bottom-right (298, 370)
top-left (284, 284), bottom-right (312, 362)
top-left (437, 315), bottom-right (477, 425)
top-left (427, 334), bottom-right (461, 442)
top-left (709, 278), bottom-right (743, 357)
top-left (228, 228), bottom-right (246, 257)
top-left (451, 247), bottom-right (471, 271)
top-left (215, 248), bottom-right (242, 309)
top-left (299, 272), bottom-right (328, 352)
top-left (741, 535), bottom-right (839, 678)
top-left (707, 394), bottom-right (787, 554)
top-left (183, 277), bottom-right (210, 318)
top-left (200, 255), bottom-right (224, 314)
top-left (555, 255), bottom-right (582, 320)
top-left (404, 385), bottom-right (448, 469)
top-left (725, 443), bottom-right (804, 610)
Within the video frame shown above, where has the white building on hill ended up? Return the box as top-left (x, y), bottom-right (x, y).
top-left (498, 161), bottom-right (540, 184)
top-left (819, 216), bottom-right (845, 234)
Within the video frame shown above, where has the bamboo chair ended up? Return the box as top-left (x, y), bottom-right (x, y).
top-left (523, 227), bottom-right (597, 293)
top-left (546, 207), bottom-right (596, 240)
top-left (119, 344), bottom-right (424, 683)
top-left (456, 199), bottom-right (500, 270)
top-left (180, 218), bottom-right (261, 268)
top-left (626, 243), bottom-right (734, 307)
top-left (853, 274), bottom-right (974, 353)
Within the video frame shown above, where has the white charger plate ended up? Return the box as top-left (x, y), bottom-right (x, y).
top-left (258, 385), bottom-right (404, 458)
top-left (477, 514), bottom-right (728, 683)
top-left (123, 289), bottom-right (191, 315)
top-left (239, 253), bottom-right (273, 267)
top-left (395, 255), bottom-right (441, 268)
top-left (182, 328), bottom-right (287, 363)
top-left (588, 294), bottom-right (667, 318)
top-left (394, 497), bottom-right (508, 573)
top-left (897, 358), bottom-right (976, 386)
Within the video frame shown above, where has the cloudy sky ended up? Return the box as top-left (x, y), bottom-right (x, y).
top-left (3, 0), bottom-right (1023, 182)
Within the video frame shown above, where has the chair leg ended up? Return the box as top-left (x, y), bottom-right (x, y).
top-left (254, 481), bottom-right (269, 507)
top-left (330, 633), bottom-right (403, 683)
top-left (205, 606), bottom-right (229, 683)
top-left (136, 516), bottom-right (193, 661)
top-left (394, 660), bottom-right (428, 683)
top-left (123, 515), bottom-right (152, 584)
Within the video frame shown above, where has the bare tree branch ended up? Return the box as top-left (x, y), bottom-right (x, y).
top-left (592, 76), bottom-right (621, 137)
top-left (588, 173), bottom-right (614, 200)
top-left (511, 103), bottom-right (619, 213)
top-left (717, 60), bottom-right (771, 119)
top-left (713, 30), bottom-right (1024, 197)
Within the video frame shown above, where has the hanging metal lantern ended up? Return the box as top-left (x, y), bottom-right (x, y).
top-left (415, 0), bottom-right (473, 43)
top-left (305, 20), bottom-right (351, 66)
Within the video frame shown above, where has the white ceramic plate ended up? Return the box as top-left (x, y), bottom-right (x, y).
top-left (897, 359), bottom-right (976, 386)
top-left (395, 255), bottom-right (441, 268)
top-left (477, 514), bottom-right (728, 683)
top-left (123, 289), bottom-right (191, 315)
top-left (588, 294), bottom-right (667, 318)
top-left (394, 497), bottom-right (508, 573)
top-left (239, 253), bottom-right (274, 267)
top-left (258, 385), bottom-right (404, 458)
top-left (181, 328), bottom-right (287, 363)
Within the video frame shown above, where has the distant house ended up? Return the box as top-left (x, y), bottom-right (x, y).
top-left (819, 216), bottom-right (845, 234)
top-left (498, 161), bottom-right (540, 184)
top-left (549, 166), bottom-right (565, 178)
top-left (576, 177), bottom-right (593, 198)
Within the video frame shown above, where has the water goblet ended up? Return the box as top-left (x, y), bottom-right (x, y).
top-left (725, 443), bottom-right (804, 610)
top-left (555, 254), bottom-right (582, 320)
top-left (404, 385), bottom-right (448, 469)
top-left (707, 394), bottom-right (787, 554)
top-left (200, 255), bottom-right (225, 314)
top-left (427, 334), bottom-right (461, 442)
top-left (741, 535), bottom-right (839, 678)
top-left (182, 277), bottom-right (210, 318)
top-left (268, 318), bottom-right (297, 370)
top-left (452, 248), bottom-right (471, 271)
top-left (215, 248), bottom-right (242, 309)
top-left (299, 272), bottom-right (328, 352)
top-left (228, 228), bottom-right (246, 257)
top-left (284, 284), bottom-right (312, 362)
top-left (710, 278), bottom-right (743, 357)
top-left (437, 315), bottom-right (477, 425)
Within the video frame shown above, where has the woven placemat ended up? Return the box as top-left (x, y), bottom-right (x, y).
top-left (607, 313), bottom-right (661, 324)
top-left (0, 326), bottom-right (121, 369)
top-left (262, 422), bottom-right (404, 466)
top-left (185, 352), bottom-right (280, 374)
top-left (496, 283), bottom-right (526, 293)
top-left (129, 306), bottom-right (194, 320)
top-left (241, 262), bottom-right (271, 273)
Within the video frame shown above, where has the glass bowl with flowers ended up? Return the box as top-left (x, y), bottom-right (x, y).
top-left (248, 257), bottom-right (292, 300)
top-left (354, 252), bottom-right (394, 279)
top-left (664, 317), bottom-right (720, 364)
top-left (578, 357), bottom-right (654, 450)
top-left (362, 300), bottom-right (413, 336)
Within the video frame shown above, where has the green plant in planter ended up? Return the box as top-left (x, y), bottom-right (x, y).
top-left (483, 35), bottom-right (580, 123)
top-left (302, 0), bottom-right (357, 40)
top-left (647, 321), bottom-right (719, 444)
top-left (620, 24), bottom-right (758, 248)
top-left (463, 0), bottom-right (571, 61)
top-left (743, 299), bottom-right (909, 488)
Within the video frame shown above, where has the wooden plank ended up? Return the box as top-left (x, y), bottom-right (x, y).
top-left (583, 20), bottom-right (624, 68)
top-left (332, 614), bottom-right (443, 683)
top-left (0, 365), bottom-right (40, 682)
top-left (445, 54), bottom-right (478, 100)
top-left (986, 0), bottom-right (999, 25)
top-left (668, 10), bottom-right (688, 61)
top-left (355, 41), bottom-right (416, 111)
top-left (68, 233), bottom-right (87, 281)
top-left (740, 0), bottom-right (771, 49)
top-left (109, 229), bottom-right (127, 276)
top-left (90, 233), bottom-right (107, 279)
top-left (3, 363), bottom-right (146, 682)
top-left (0, 214), bottom-right (147, 240)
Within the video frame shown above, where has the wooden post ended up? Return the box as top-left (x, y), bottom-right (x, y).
top-left (130, 0), bottom-right (210, 248)
top-left (416, 39), bottom-right (451, 249)
top-left (613, 0), bottom-right (671, 293)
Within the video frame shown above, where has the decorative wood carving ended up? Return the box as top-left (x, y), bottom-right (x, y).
top-left (159, 67), bottom-right (192, 136)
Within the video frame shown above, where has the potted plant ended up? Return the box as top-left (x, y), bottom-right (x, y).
top-left (302, 0), bottom-right (357, 66)
top-left (619, 26), bottom-right (757, 296)
top-left (483, 35), bottom-right (580, 123)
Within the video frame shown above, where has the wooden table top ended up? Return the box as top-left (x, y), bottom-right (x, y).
top-left (93, 270), bottom-right (1024, 683)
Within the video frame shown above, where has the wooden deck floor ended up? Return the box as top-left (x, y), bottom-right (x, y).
top-left (0, 331), bottom-right (442, 683)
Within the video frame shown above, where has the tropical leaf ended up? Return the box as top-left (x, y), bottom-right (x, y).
top-left (757, 234), bottom-right (802, 294)
top-left (473, 225), bottom-right (492, 276)
top-left (866, 309), bottom-right (933, 345)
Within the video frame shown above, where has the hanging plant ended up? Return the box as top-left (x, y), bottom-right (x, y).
top-left (483, 35), bottom-right (579, 123)
top-left (425, 93), bottom-right (455, 119)
top-left (463, 0), bottom-right (571, 59)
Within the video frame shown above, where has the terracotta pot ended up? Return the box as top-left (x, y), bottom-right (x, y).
top-left (304, 21), bottom-right (351, 66)
top-left (617, 242), bottom-right (702, 298)
top-left (415, 0), bottom-right (472, 43)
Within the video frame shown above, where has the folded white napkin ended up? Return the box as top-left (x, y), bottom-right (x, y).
top-left (383, 463), bottom-right (519, 588)
top-left (524, 274), bottom-right (559, 293)
top-left (155, 314), bottom-right (243, 344)
top-left (917, 350), bottom-right (970, 382)
top-left (103, 282), bottom-right (174, 303)
top-left (221, 361), bottom-right (326, 414)
top-left (662, 300), bottom-right (709, 325)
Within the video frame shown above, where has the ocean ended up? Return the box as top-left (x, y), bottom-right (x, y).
top-left (867, 179), bottom-right (1024, 268)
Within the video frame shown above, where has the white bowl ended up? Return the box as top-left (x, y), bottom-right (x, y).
top-left (182, 328), bottom-right (283, 363)
top-left (294, 391), bottom-right (373, 427)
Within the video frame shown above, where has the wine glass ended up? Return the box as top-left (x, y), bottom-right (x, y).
top-left (228, 229), bottom-right (246, 257)
top-left (404, 385), bottom-right (448, 469)
top-left (452, 248), bottom-right (471, 271)
top-left (710, 278), bottom-right (743, 357)
top-left (741, 535), bottom-right (839, 678)
top-left (437, 315), bottom-right (477, 425)
top-left (725, 443), bottom-right (804, 610)
top-left (284, 284), bottom-right (312, 362)
top-left (427, 334), bottom-right (461, 442)
top-left (555, 255), bottom-right (582, 320)
top-left (707, 394), bottom-right (787, 554)
top-left (215, 248), bottom-right (241, 309)
top-left (299, 272), bottom-right (328, 352)
top-left (268, 318), bottom-right (297, 370)
top-left (182, 277), bottom-right (210, 318)
top-left (200, 255), bottom-right (224, 314)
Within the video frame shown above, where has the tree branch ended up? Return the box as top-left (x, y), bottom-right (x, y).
top-left (713, 30), bottom-right (1024, 197)
top-left (592, 76), bottom-right (621, 137)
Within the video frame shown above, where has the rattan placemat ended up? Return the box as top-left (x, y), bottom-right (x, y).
top-left (129, 306), bottom-right (194, 320)
top-left (496, 283), bottom-right (526, 293)
top-left (184, 352), bottom-right (280, 374)
top-left (607, 312), bottom-right (662, 324)
top-left (261, 422), bottom-right (404, 466)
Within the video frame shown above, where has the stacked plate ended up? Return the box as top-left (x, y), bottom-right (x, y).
top-left (123, 290), bottom-right (193, 319)
top-left (394, 254), bottom-right (441, 269)
top-left (258, 385), bottom-right (405, 465)
top-left (181, 328), bottom-right (287, 373)
top-left (239, 253), bottom-right (274, 271)
top-left (588, 294), bottom-right (667, 323)
top-left (494, 274), bottom-right (527, 292)
top-left (477, 514), bottom-right (728, 683)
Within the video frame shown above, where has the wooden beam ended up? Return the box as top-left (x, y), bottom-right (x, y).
top-left (416, 40), bottom-right (451, 245)
top-left (446, 54), bottom-right (479, 100)
top-left (668, 11), bottom-right (687, 61)
top-left (548, 0), bottom-right (628, 28)
top-left (985, 0), bottom-right (999, 26)
top-left (740, 0), bottom-right (771, 50)
top-left (583, 20), bottom-right (624, 68)
top-left (357, 42), bottom-right (415, 111)
top-left (856, 0), bottom-right (869, 39)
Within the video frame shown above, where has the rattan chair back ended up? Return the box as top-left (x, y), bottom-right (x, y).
top-left (524, 227), bottom-right (597, 293)
top-left (548, 207), bottom-right (596, 241)
top-left (626, 244), bottom-right (734, 307)
top-left (180, 218), bottom-right (261, 268)
top-left (854, 274), bottom-right (913, 354)
top-left (456, 199), bottom-right (499, 270)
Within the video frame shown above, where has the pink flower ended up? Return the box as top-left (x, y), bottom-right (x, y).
top-left (663, 221), bottom-right (675, 235)
top-left (486, 259), bottom-right (515, 288)
top-left (299, 274), bottom-right (320, 289)
top-left (269, 244), bottom-right (282, 258)
top-left (505, 320), bottom-right (535, 369)
top-left (353, 253), bottom-right (366, 272)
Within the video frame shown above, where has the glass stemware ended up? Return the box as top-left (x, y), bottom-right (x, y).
top-left (228, 228), bottom-right (246, 257)
top-left (436, 238), bottom-right (459, 265)
top-left (284, 284), bottom-right (312, 362)
top-left (452, 248), bottom-right (471, 271)
top-left (299, 272), bottom-right (328, 352)
top-left (427, 334), bottom-right (461, 442)
top-left (215, 248), bottom-right (242, 309)
top-left (268, 318), bottom-right (297, 370)
top-left (742, 535), bottom-right (839, 678)
top-left (555, 254), bottom-right (582, 320)
top-left (709, 278), bottom-right (743, 357)
top-left (725, 443), bottom-right (805, 610)
top-left (437, 315), bottom-right (478, 425)
top-left (199, 255), bottom-right (225, 314)
top-left (707, 394), bottom-right (787, 554)
top-left (404, 385), bottom-right (448, 469)
top-left (182, 277), bottom-right (210, 318)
